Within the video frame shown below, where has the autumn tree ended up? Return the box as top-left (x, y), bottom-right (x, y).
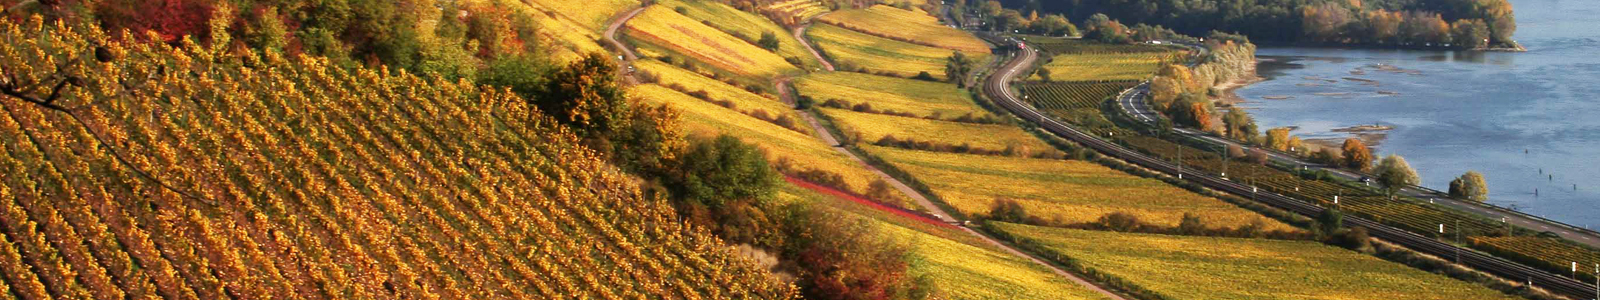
top-left (1265, 127), bottom-right (1292, 151)
top-left (1081, 13), bottom-right (1130, 44)
top-left (1149, 64), bottom-right (1198, 111)
top-left (1451, 19), bottom-right (1490, 49)
top-left (1340, 138), bottom-right (1373, 171)
top-left (93, 0), bottom-right (217, 43)
top-left (1222, 109), bottom-right (1258, 143)
top-left (1167, 93), bottom-right (1212, 129)
top-left (1374, 154), bottom-right (1420, 198)
top-left (1449, 171), bottom-right (1490, 202)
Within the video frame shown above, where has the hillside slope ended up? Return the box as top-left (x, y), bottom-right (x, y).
top-left (0, 17), bottom-right (792, 299)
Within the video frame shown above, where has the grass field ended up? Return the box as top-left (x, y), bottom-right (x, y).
top-left (816, 5), bottom-right (990, 53)
top-left (656, 0), bottom-right (823, 70)
top-left (509, 0), bottom-right (638, 61)
top-left (807, 24), bottom-right (986, 79)
top-left (626, 6), bottom-right (798, 78)
top-left (796, 72), bottom-right (994, 120)
top-left (864, 145), bottom-right (1298, 231)
top-left (823, 108), bottom-right (1051, 152)
top-left (780, 184), bottom-right (1113, 300)
top-left (630, 84), bottom-right (887, 202)
top-left (990, 223), bottom-right (1520, 300)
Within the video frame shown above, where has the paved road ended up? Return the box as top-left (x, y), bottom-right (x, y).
top-left (1107, 42), bottom-right (1600, 249)
top-left (983, 40), bottom-right (1599, 299)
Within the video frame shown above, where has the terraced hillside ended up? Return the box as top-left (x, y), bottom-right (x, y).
top-left (782, 184), bottom-right (1113, 300)
top-left (816, 5), bottom-right (990, 53)
top-left (624, 5), bottom-right (800, 78)
top-left (656, 0), bottom-right (825, 70)
top-left (796, 72), bottom-right (998, 121)
top-left (807, 23), bottom-right (986, 79)
top-left (514, 0), bottom-right (641, 61)
top-left (990, 223), bottom-right (1519, 300)
top-left (0, 17), bottom-right (793, 299)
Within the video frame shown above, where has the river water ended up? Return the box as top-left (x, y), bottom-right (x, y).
top-left (1235, 0), bottom-right (1600, 228)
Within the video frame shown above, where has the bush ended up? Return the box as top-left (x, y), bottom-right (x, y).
top-left (911, 71), bottom-right (938, 81)
top-left (665, 135), bottom-right (780, 208)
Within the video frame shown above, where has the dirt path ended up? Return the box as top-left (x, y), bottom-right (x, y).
top-left (792, 13), bottom-right (836, 72)
top-left (604, 6), bottom-right (647, 84)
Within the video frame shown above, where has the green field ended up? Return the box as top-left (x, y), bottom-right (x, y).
top-left (780, 185), bottom-right (1112, 300)
top-left (656, 0), bottom-right (823, 70)
top-left (796, 72), bottom-right (994, 121)
top-left (816, 5), bottom-right (990, 53)
top-left (865, 145), bottom-right (1298, 231)
top-left (625, 6), bottom-right (799, 78)
top-left (808, 24), bottom-right (987, 79)
top-left (990, 223), bottom-right (1519, 300)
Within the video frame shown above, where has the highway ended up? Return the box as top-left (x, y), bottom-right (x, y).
top-left (980, 39), bottom-right (1600, 299)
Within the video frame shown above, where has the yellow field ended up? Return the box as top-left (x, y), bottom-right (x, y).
top-left (816, 5), bottom-right (990, 53)
top-left (626, 6), bottom-right (799, 77)
top-left (865, 145), bottom-right (1298, 231)
top-left (656, 0), bottom-right (823, 70)
top-left (1034, 51), bottom-right (1183, 82)
top-left (796, 72), bottom-right (994, 120)
top-left (766, 0), bottom-right (830, 21)
top-left (779, 185), bottom-right (1112, 300)
top-left (634, 60), bottom-right (804, 134)
top-left (631, 84), bottom-right (884, 200)
top-left (807, 24), bottom-right (986, 79)
top-left (991, 223), bottom-right (1520, 300)
top-left (507, 0), bottom-right (638, 62)
top-left (822, 109), bottom-right (1051, 152)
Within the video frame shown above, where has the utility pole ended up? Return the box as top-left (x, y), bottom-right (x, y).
top-left (1455, 219), bottom-right (1462, 264)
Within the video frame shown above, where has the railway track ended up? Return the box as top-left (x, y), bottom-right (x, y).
top-left (980, 39), bottom-right (1599, 299)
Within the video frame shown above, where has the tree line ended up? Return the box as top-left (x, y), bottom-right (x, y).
top-left (995, 0), bottom-right (1517, 49)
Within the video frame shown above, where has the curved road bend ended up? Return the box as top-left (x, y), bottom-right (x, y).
top-left (608, 7), bottom-right (1129, 299)
top-left (985, 44), bottom-right (1599, 299)
top-left (792, 13), bottom-right (836, 72)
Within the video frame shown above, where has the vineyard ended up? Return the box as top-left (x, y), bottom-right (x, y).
top-left (0, 17), bottom-right (795, 299)
top-left (764, 0), bottom-right (831, 25)
top-left (625, 6), bottom-right (799, 77)
top-left (807, 24), bottom-right (984, 79)
top-left (796, 72), bottom-right (995, 122)
top-left (822, 108), bottom-right (1051, 152)
top-left (989, 223), bottom-right (1521, 300)
top-left (863, 146), bottom-right (1298, 231)
top-left (815, 5), bottom-right (991, 53)
top-left (781, 184), bottom-right (1114, 300)
top-left (1471, 236), bottom-right (1600, 282)
top-left (1026, 39), bottom-right (1186, 82)
top-left (630, 84), bottom-right (891, 202)
top-left (509, 0), bottom-right (640, 61)
top-left (1018, 81), bottom-right (1139, 110)
top-left (655, 0), bottom-right (823, 70)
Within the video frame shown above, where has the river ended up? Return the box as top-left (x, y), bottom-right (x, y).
top-left (1234, 0), bottom-right (1600, 228)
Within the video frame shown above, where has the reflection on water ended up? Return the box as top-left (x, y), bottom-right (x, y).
top-left (1234, 0), bottom-right (1600, 228)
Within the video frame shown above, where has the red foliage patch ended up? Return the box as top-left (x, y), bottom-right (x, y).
top-left (784, 176), bottom-right (957, 230)
top-left (94, 0), bottom-right (215, 42)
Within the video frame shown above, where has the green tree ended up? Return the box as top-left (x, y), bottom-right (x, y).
top-left (1450, 19), bottom-right (1490, 49)
top-left (1449, 171), bottom-right (1490, 202)
top-left (944, 51), bottom-right (974, 87)
top-left (1340, 138), bottom-right (1373, 171)
top-left (540, 52), bottom-right (629, 138)
top-left (1374, 154), bottom-right (1420, 198)
top-left (668, 135), bottom-right (780, 208)
top-left (1035, 67), bottom-right (1052, 82)
top-left (758, 31), bottom-right (780, 51)
top-left (1317, 208), bottom-right (1343, 238)
top-left (1222, 109), bottom-right (1258, 143)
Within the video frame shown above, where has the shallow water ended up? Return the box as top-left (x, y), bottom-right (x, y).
top-left (1235, 0), bottom-right (1600, 228)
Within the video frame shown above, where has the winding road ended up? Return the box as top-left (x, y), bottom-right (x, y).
top-left (984, 38), bottom-right (1600, 299)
